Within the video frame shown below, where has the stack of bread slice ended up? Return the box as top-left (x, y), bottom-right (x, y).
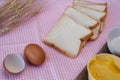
top-left (43, 0), bottom-right (107, 58)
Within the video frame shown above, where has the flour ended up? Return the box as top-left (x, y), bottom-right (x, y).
top-left (111, 36), bottom-right (120, 51)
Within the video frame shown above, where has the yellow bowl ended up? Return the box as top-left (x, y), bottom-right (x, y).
top-left (87, 53), bottom-right (120, 80)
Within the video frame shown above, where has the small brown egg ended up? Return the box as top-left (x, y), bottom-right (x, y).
top-left (24, 44), bottom-right (46, 65)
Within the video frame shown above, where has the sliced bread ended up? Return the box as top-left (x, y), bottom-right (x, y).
top-left (74, 0), bottom-right (107, 5)
top-left (64, 7), bottom-right (98, 29)
top-left (73, 1), bottom-right (107, 32)
top-left (73, 6), bottom-right (106, 21)
top-left (64, 7), bottom-right (99, 40)
top-left (74, 1), bottom-right (107, 12)
top-left (100, 22), bottom-right (104, 32)
top-left (90, 23), bottom-right (101, 40)
top-left (81, 40), bottom-right (87, 47)
top-left (81, 24), bottom-right (100, 43)
top-left (81, 24), bottom-right (101, 44)
top-left (73, 5), bottom-right (107, 33)
top-left (43, 14), bottom-right (92, 58)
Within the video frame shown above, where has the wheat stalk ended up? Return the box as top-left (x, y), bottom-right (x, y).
top-left (0, 0), bottom-right (41, 35)
top-left (0, 0), bottom-right (35, 24)
top-left (0, 0), bottom-right (18, 13)
top-left (0, 0), bottom-right (18, 22)
top-left (0, 7), bottom-right (40, 35)
top-left (0, 0), bottom-right (18, 25)
top-left (0, 0), bottom-right (13, 12)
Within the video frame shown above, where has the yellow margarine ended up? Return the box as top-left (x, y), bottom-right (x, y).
top-left (87, 54), bottom-right (120, 80)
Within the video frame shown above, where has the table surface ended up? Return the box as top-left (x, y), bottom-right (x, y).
top-left (0, 0), bottom-right (120, 80)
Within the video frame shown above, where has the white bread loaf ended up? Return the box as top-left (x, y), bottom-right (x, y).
top-left (64, 7), bottom-right (98, 29)
top-left (43, 15), bottom-right (92, 58)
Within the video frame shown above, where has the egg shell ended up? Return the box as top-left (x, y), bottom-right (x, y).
top-left (3, 54), bottom-right (25, 74)
top-left (24, 44), bottom-right (46, 65)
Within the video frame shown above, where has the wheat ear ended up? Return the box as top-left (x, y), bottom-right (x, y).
top-left (0, 7), bottom-right (41, 35)
top-left (0, 0), bottom-right (35, 26)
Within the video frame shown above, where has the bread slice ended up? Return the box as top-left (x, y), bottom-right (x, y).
top-left (81, 24), bottom-right (100, 44)
top-left (81, 40), bottom-right (87, 47)
top-left (100, 22), bottom-right (104, 32)
top-left (81, 24), bottom-right (101, 44)
top-left (73, 6), bottom-right (106, 21)
top-left (73, 5), bottom-right (107, 34)
top-left (64, 7), bottom-right (98, 29)
top-left (43, 15), bottom-right (92, 58)
top-left (73, 1), bottom-right (107, 12)
top-left (74, 0), bottom-right (107, 5)
top-left (64, 7), bottom-right (99, 40)
top-left (81, 25), bottom-right (100, 44)
top-left (73, 0), bottom-right (107, 32)
top-left (90, 23), bottom-right (101, 40)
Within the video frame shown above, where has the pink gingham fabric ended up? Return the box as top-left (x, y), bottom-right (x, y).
top-left (0, 0), bottom-right (120, 80)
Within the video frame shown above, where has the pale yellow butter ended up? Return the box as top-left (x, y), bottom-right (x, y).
top-left (87, 54), bottom-right (120, 80)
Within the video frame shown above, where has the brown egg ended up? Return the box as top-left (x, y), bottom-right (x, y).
top-left (24, 44), bottom-right (46, 65)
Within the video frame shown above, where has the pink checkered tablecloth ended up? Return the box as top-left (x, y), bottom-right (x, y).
top-left (0, 0), bottom-right (120, 80)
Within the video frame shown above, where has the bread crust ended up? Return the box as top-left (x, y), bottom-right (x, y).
top-left (81, 31), bottom-right (93, 40)
top-left (99, 5), bottom-right (107, 32)
top-left (90, 23), bottom-right (101, 40)
top-left (99, 22), bottom-right (104, 32)
top-left (43, 39), bottom-right (82, 58)
top-left (102, 5), bottom-right (107, 31)
top-left (81, 40), bottom-right (87, 47)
